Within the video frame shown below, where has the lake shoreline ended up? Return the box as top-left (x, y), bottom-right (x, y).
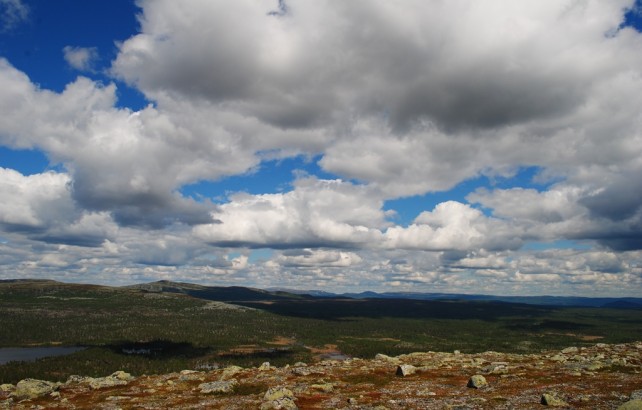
top-left (0, 346), bottom-right (86, 365)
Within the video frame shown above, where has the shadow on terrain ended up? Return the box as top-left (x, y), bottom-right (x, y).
top-left (107, 340), bottom-right (211, 360)
top-left (217, 347), bottom-right (295, 361)
top-left (234, 298), bottom-right (558, 322)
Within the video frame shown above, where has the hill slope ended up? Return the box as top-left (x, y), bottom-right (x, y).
top-left (128, 280), bottom-right (310, 301)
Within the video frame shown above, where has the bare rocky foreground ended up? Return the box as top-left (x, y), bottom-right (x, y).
top-left (1, 342), bottom-right (641, 409)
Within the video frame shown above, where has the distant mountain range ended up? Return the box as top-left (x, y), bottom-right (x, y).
top-left (2, 279), bottom-right (641, 309)
top-left (267, 287), bottom-right (642, 309)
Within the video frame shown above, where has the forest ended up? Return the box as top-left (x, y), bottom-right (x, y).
top-left (1, 280), bottom-right (640, 384)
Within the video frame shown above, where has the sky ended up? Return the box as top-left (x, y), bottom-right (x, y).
top-left (1, 0), bottom-right (642, 296)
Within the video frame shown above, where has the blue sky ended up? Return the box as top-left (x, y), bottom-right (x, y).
top-left (1, 0), bottom-right (642, 296)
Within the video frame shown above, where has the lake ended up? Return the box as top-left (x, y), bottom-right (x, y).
top-left (0, 346), bottom-right (85, 365)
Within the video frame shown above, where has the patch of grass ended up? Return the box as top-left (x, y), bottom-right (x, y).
top-left (342, 369), bottom-right (395, 387)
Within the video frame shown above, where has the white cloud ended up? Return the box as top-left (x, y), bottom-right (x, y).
top-left (0, 168), bottom-right (118, 246)
top-left (277, 249), bottom-right (362, 268)
top-left (193, 177), bottom-right (386, 248)
top-left (0, 0), bottom-right (28, 31)
top-left (1, 1), bottom-right (642, 295)
top-left (63, 46), bottom-right (99, 71)
top-left (111, 0), bottom-right (642, 198)
top-left (0, 168), bottom-right (71, 228)
top-left (468, 183), bottom-right (642, 250)
top-left (383, 201), bottom-right (522, 251)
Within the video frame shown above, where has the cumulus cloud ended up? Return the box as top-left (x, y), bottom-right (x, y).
top-left (106, 0), bottom-right (642, 202)
top-left (469, 182), bottom-right (642, 251)
top-left (193, 177), bottom-right (387, 248)
top-left (277, 249), bottom-right (362, 268)
top-left (383, 201), bottom-right (522, 252)
top-left (114, 0), bottom-right (635, 130)
top-left (0, 59), bottom-right (237, 228)
top-left (63, 46), bottom-right (99, 71)
top-left (2, 1), bottom-right (642, 295)
top-left (0, 168), bottom-right (117, 246)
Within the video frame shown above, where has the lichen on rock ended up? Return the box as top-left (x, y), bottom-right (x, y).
top-left (11, 379), bottom-right (58, 400)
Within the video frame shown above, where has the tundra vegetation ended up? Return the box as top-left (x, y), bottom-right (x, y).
top-left (1, 280), bottom-right (640, 384)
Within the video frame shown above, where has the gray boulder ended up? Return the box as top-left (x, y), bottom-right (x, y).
top-left (88, 371), bottom-right (134, 389)
top-left (260, 397), bottom-right (298, 409)
top-left (199, 380), bottom-right (238, 394)
top-left (618, 400), bottom-right (642, 410)
top-left (396, 364), bottom-right (417, 377)
top-left (541, 393), bottom-right (569, 407)
top-left (11, 379), bottom-right (58, 400)
top-left (261, 387), bottom-right (298, 409)
top-left (467, 375), bottom-right (488, 389)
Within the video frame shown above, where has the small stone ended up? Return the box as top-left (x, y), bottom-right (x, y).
top-left (348, 397), bottom-right (357, 404)
top-left (111, 370), bottom-right (134, 381)
top-left (454, 350), bottom-right (461, 355)
top-left (65, 375), bottom-right (87, 385)
top-left (220, 365), bottom-right (243, 380)
top-left (261, 387), bottom-right (298, 410)
top-left (550, 354), bottom-right (567, 362)
top-left (260, 397), bottom-right (298, 410)
top-left (396, 364), bottom-right (417, 377)
top-left (179, 370), bottom-right (204, 381)
top-left (0, 385), bottom-right (13, 393)
top-left (618, 400), bottom-right (642, 410)
top-left (292, 367), bottom-right (312, 376)
top-left (264, 386), bottom-right (295, 401)
top-left (87, 371), bottom-right (134, 389)
top-left (259, 362), bottom-right (273, 371)
top-left (541, 393), bottom-right (569, 407)
top-left (631, 391), bottom-right (642, 400)
top-left (562, 347), bottom-right (579, 354)
top-left (199, 380), bottom-right (238, 394)
top-left (467, 375), bottom-right (488, 389)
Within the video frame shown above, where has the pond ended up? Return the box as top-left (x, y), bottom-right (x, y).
top-left (0, 346), bottom-right (86, 365)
